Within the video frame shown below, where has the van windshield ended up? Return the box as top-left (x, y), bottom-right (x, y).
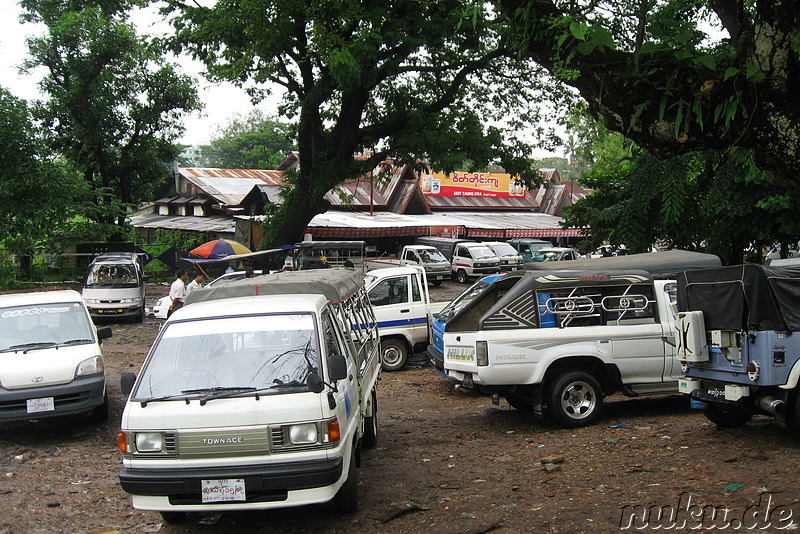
top-left (470, 246), bottom-right (496, 260)
top-left (0, 302), bottom-right (94, 352)
top-left (85, 263), bottom-right (140, 287)
top-left (133, 314), bottom-right (320, 400)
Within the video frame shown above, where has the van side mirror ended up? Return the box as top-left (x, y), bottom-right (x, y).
top-left (96, 326), bottom-right (113, 341)
top-left (120, 372), bottom-right (137, 395)
top-left (327, 354), bottom-right (348, 381)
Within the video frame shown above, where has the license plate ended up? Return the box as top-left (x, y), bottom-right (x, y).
top-left (98, 309), bottom-right (123, 314)
top-left (27, 397), bottom-right (55, 414)
top-left (201, 479), bottom-right (246, 503)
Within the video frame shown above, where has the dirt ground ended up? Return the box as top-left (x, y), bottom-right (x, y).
top-left (1, 280), bottom-right (799, 534)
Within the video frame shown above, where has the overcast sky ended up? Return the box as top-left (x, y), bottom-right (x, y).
top-left (0, 2), bottom-right (278, 147)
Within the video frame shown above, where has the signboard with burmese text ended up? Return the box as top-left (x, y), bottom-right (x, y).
top-left (420, 172), bottom-right (526, 198)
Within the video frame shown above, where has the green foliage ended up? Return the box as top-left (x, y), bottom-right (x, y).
top-left (21, 0), bottom-right (202, 228)
top-left (562, 148), bottom-right (800, 264)
top-left (202, 110), bottom-right (296, 169)
top-left (0, 87), bottom-right (119, 263)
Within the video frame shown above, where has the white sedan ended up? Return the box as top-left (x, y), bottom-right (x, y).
top-left (150, 270), bottom-right (262, 319)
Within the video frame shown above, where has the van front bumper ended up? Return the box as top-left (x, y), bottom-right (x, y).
top-left (0, 374), bottom-right (106, 423)
top-left (87, 304), bottom-right (143, 319)
top-left (119, 457), bottom-right (344, 506)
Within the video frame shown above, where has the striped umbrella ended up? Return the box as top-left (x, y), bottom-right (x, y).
top-left (189, 239), bottom-right (251, 259)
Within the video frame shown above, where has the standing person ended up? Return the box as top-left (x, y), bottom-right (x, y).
top-left (185, 273), bottom-right (204, 296)
top-left (168, 269), bottom-right (189, 318)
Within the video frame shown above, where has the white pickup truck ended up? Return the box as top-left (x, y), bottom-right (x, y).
top-left (118, 269), bottom-right (380, 521)
top-left (364, 266), bottom-right (446, 371)
top-left (440, 269), bottom-right (681, 427)
top-left (366, 245), bottom-right (451, 286)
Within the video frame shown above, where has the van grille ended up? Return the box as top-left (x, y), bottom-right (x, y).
top-left (176, 428), bottom-right (270, 459)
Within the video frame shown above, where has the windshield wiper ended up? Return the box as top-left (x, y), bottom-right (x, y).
top-left (0, 342), bottom-right (58, 354)
top-left (183, 386), bottom-right (256, 395)
top-left (60, 339), bottom-right (93, 346)
top-left (198, 381), bottom-right (308, 405)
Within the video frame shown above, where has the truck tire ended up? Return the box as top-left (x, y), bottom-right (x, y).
top-left (333, 449), bottom-right (358, 513)
top-left (362, 388), bottom-right (378, 448)
top-left (380, 339), bottom-right (408, 372)
top-left (704, 402), bottom-right (753, 427)
top-left (432, 280), bottom-right (442, 287)
top-left (456, 270), bottom-right (469, 284)
top-left (159, 511), bottom-right (187, 524)
top-left (547, 371), bottom-right (604, 427)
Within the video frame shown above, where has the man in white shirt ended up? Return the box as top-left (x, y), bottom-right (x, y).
top-left (185, 273), bottom-right (205, 296)
top-left (168, 269), bottom-right (189, 318)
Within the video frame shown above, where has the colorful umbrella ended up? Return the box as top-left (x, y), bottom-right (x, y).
top-left (189, 239), bottom-right (251, 259)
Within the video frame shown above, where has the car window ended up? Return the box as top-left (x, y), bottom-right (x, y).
top-left (368, 276), bottom-right (409, 306)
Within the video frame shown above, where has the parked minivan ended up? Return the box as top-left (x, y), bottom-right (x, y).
top-left (0, 290), bottom-right (112, 423)
top-left (82, 253), bottom-right (146, 322)
top-left (482, 242), bottom-right (524, 271)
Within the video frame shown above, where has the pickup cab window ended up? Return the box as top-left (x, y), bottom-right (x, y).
top-left (368, 276), bottom-right (409, 306)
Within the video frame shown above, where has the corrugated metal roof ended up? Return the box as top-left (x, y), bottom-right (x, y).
top-left (180, 167), bottom-right (284, 184)
top-left (128, 213), bottom-right (235, 233)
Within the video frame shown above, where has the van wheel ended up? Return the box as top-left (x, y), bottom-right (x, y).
top-left (456, 270), bottom-right (469, 284)
top-left (548, 371), bottom-right (604, 427)
top-left (362, 388), bottom-right (378, 448)
top-left (380, 339), bottom-right (408, 372)
top-left (333, 449), bottom-right (358, 513)
top-left (704, 402), bottom-right (753, 427)
top-left (90, 394), bottom-right (109, 423)
top-left (159, 511), bottom-right (187, 524)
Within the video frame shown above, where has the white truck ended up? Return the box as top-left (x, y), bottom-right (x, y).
top-left (415, 237), bottom-right (501, 283)
top-left (363, 266), bottom-right (446, 372)
top-left (366, 245), bottom-right (451, 286)
top-left (434, 251), bottom-right (722, 427)
top-left (117, 269), bottom-right (380, 521)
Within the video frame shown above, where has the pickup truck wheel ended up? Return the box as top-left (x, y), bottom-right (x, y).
top-left (456, 270), bottom-right (469, 284)
top-left (362, 388), bottom-right (378, 448)
top-left (432, 280), bottom-right (442, 287)
top-left (548, 371), bottom-right (604, 428)
top-left (380, 339), bottom-right (408, 372)
top-left (333, 449), bottom-right (358, 513)
top-left (704, 402), bottom-right (753, 427)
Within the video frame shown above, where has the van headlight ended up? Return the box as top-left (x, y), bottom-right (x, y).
top-left (289, 423), bottom-right (319, 444)
top-left (135, 432), bottom-right (165, 453)
top-left (76, 356), bottom-right (104, 377)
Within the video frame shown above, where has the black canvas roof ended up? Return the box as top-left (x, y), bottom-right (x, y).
top-left (523, 250), bottom-right (721, 279)
top-left (677, 264), bottom-right (800, 331)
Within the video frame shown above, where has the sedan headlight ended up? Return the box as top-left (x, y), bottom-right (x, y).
top-left (76, 356), bottom-right (104, 377)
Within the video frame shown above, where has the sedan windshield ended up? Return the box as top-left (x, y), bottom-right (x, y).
top-left (133, 314), bottom-right (319, 400)
top-left (0, 302), bottom-right (94, 352)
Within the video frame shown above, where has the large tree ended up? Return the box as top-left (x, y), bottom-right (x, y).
top-left (500, 0), bottom-right (799, 187)
top-left (0, 87), bottom-right (118, 271)
top-left (166, 0), bottom-right (564, 246)
top-left (21, 0), bottom-right (202, 228)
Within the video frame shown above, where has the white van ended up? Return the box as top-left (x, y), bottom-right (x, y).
top-left (118, 269), bottom-right (380, 521)
top-left (0, 290), bottom-right (112, 423)
top-left (82, 253), bottom-right (146, 322)
top-left (451, 242), bottom-right (500, 283)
